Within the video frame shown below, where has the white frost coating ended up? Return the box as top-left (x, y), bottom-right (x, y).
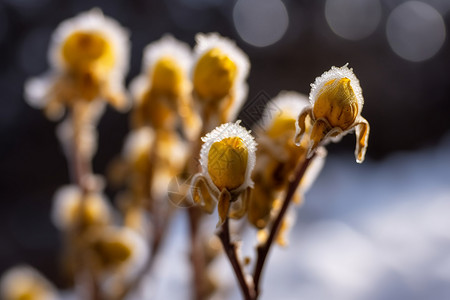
top-left (200, 120), bottom-right (257, 193)
top-left (193, 33), bottom-right (250, 117)
top-left (142, 34), bottom-right (192, 76)
top-left (49, 8), bottom-right (130, 77)
top-left (259, 91), bottom-right (310, 130)
top-left (309, 64), bottom-right (364, 111)
top-left (0, 265), bottom-right (58, 300)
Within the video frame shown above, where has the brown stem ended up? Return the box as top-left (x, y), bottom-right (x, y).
top-left (252, 154), bottom-right (315, 297)
top-left (218, 218), bottom-right (255, 300)
top-left (68, 103), bottom-right (101, 300)
top-left (70, 103), bottom-right (93, 194)
top-left (188, 206), bottom-right (209, 300)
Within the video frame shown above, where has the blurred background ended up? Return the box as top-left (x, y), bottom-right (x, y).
top-left (0, 0), bottom-right (449, 299)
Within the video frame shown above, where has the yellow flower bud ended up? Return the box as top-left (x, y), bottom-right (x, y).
top-left (24, 9), bottom-right (131, 114)
top-left (151, 56), bottom-right (184, 96)
top-left (193, 48), bottom-right (237, 101)
top-left (295, 65), bottom-right (370, 163)
top-left (208, 137), bottom-right (248, 190)
top-left (313, 78), bottom-right (358, 130)
top-left (266, 114), bottom-right (297, 139)
top-left (62, 31), bottom-right (114, 75)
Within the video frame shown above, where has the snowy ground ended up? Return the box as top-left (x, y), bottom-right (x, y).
top-left (126, 135), bottom-right (450, 300)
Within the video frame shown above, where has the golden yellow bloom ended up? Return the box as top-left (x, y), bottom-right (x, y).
top-left (62, 31), bottom-right (115, 75)
top-left (295, 64), bottom-right (370, 163)
top-left (208, 137), bottom-right (248, 190)
top-left (190, 121), bottom-right (256, 225)
top-left (193, 48), bottom-right (238, 101)
top-left (25, 9), bottom-right (130, 119)
top-left (192, 33), bottom-right (250, 129)
top-left (0, 266), bottom-right (58, 300)
top-left (151, 56), bottom-right (184, 96)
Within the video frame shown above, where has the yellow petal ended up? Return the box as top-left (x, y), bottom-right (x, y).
top-left (151, 56), bottom-right (184, 97)
top-left (313, 78), bottom-right (358, 130)
top-left (62, 31), bottom-right (114, 74)
top-left (193, 48), bottom-right (237, 101)
top-left (208, 137), bottom-right (248, 190)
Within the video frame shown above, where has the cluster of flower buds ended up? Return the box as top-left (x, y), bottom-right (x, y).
top-left (10, 6), bottom-right (370, 300)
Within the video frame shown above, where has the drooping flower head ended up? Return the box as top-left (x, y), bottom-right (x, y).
top-left (192, 33), bottom-right (250, 128)
top-left (25, 8), bottom-right (130, 119)
top-left (191, 121), bottom-right (257, 225)
top-left (0, 266), bottom-right (58, 300)
top-left (295, 64), bottom-right (370, 163)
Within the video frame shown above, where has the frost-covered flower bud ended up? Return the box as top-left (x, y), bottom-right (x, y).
top-left (25, 8), bottom-right (130, 119)
top-left (200, 121), bottom-right (256, 193)
top-left (295, 64), bottom-right (370, 163)
top-left (192, 33), bottom-right (250, 127)
top-left (191, 121), bottom-right (257, 225)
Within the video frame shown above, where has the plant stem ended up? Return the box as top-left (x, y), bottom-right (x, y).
top-left (252, 154), bottom-right (315, 297)
top-left (188, 206), bottom-right (209, 300)
top-left (114, 205), bottom-right (173, 300)
top-left (218, 218), bottom-right (255, 300)
top-left (69, 103), bottom-right (102, 300)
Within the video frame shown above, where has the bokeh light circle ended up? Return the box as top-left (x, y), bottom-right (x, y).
top-left (233, 0), bottom-right (289, 47)
top-left (325, 0), bottom-right (381, 40)
top-left (386, 1), bottom-right (446, 62)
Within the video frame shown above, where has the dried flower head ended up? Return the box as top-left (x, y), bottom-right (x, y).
top-left (295, 64), bottom-right (370, 163)
top-left (190, 121), bottom-right (256, 225)
top-left (51, 185), bottom-right (112, 231)
top-left (25, 8), bottom-right (130, 119)
top-left (192, 33), bottom-right (250, 127)
top-left (0, 266), bottom-right (58, 300)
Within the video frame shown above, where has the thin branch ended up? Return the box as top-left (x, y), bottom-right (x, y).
top-left (68, 103), bottom-right (102, 300)
top-left (252, 154), bottom-right (315, 297)
top-left (218, 218), bottom-right (255, 300)
top-left (114, 205), bottom-right (174, 300)
top-left (188, 206), bottom-right (209, 300)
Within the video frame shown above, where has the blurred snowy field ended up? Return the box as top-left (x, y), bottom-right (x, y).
top-left (121, 134), bottom-right (450, 300)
